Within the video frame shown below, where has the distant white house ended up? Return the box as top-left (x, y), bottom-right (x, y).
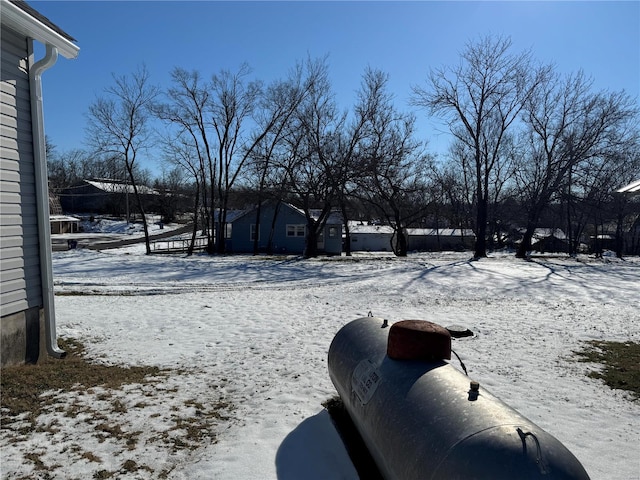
top-left (346, 223), bottom-right (476, 252)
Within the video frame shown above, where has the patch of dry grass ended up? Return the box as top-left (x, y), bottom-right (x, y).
top-left (573, 340), bottom-right (640, 401)
top-left (1, 337), bottom-right (233, 478)
top-left (1, 338), bottom-right (164, 426)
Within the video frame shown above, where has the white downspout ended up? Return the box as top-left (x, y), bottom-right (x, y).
top-left (29, 43), bottom-right (65, 358)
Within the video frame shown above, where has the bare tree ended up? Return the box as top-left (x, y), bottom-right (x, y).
top-left (153, 165), bottom-right (185, 223)
top-left (427, 158), bottom-right (475, 238)
top-left (157, 64), bottom-right (307, 255)
top-left (209, 64), bottom-right (259, 253)
top-left (514, 69), bottom-right (638, 258)
top-left (567, 110), bottom-right (639, 257)
top-left (210, 63), bottom-right (310, 254)
top-left (86, 65), bottom-right (159, 254)
top-left (154, 68), bottom-right (215, 250)
top-left (338, 67), bottom-right (397, 256)
top-left (413, 35), bottom-right (545, 258)
top-left (48, 147), bottom-right (132, 192)
top-left (48, 148), bottom-right (86, 190)
top-left (161, 136), bottom-right (203, 254)
top-left (570, 149), bottom-right (634, 256)
top-left (275, 57), bottom-right (346, 258)
top-left (246, 63), bottom-right (312, 255)
top-left (352, 69), bottom-right (429, 257)
top-left (355, 114), bottom-right (428, 257)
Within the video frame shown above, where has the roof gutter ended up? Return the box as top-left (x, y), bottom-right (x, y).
top-left (2, 0), bottom-right (79, 359)
top-left (30, 43), bottom-right (65, 358)
top-left (1, 0), bottom-right (78, 59)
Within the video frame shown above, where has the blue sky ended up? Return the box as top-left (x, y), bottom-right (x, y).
top-left (33, 1), bottom-right (639, 174)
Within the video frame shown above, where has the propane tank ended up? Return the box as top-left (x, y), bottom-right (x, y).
top-left (327, 317), bottom-right (590, 480)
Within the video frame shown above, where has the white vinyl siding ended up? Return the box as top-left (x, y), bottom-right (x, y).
top-left (0, 26), bottom-right (42, 317)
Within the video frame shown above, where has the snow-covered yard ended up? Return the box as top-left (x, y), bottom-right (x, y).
top-left (2, 246), bottom-right (639, 479)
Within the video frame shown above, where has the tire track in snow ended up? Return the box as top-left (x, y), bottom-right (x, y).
top-left (54, 278), bottom-right (359, 296)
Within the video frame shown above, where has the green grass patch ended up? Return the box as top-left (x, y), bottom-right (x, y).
top-left (574, 340), bottom-right (640, 401)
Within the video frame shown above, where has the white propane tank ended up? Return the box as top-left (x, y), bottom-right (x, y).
top-left (327, 317), bottom-right (590, 480)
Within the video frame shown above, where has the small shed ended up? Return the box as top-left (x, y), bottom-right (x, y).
top-left (50, 215), bottom-right (80, 234)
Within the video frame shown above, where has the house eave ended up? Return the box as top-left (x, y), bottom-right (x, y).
top-left (1, 0), bottom-right (79, 59)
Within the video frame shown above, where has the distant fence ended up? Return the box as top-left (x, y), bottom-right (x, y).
top-left (150, 236), bottom-right (209, 254)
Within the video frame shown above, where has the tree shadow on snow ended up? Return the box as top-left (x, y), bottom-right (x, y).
top-left (525, 256), bottom-right (640, 301)
top-left (400, 257), bottom-right (477, 291)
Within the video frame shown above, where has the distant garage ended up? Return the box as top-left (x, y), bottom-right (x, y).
top-left (348, 224), bottom-right (394, 251)
top-left (347, 223), bottom-right (476, 252)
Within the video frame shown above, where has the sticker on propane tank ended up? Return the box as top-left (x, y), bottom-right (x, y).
top-left (351, 359), bottom-right (381, 405)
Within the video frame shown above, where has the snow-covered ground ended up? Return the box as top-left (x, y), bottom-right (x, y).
top-left (2, 244), bottom-right (639, 479)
